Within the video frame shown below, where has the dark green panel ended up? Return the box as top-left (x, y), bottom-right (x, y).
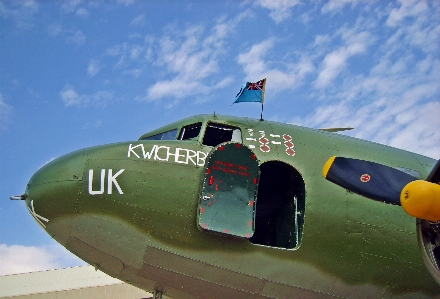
top-left (199, 143), bottom-right (259, 238)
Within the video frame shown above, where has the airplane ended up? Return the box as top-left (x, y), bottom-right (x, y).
top-left (11, 113), bottom-right (440, 299)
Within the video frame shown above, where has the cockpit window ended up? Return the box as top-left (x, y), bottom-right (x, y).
top-left (178, 122), bottom-right (202, 140)
top-left (202, 123), bottom-right (242, 147)
top-left (141, 129), bottom-right (178, 141)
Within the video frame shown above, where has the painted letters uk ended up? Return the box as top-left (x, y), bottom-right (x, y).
top-left (88, 169), bottom-right (125, 195)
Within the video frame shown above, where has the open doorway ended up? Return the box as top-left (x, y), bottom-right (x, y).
top-left (250, 161), bottom-right (305, 249)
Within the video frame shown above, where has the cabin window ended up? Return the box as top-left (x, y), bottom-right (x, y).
top-left (178, 123), bottom-right (202, 140)
top-left (141, 129), bottom-right (178, 141)
top-left (202, 123), bottom-right (242, 147)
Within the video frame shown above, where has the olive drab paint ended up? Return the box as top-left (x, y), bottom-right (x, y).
top-left (22, 114), bottom-right (440, 298)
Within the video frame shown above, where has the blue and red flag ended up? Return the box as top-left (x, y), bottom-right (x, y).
top-left (233, 78), bottom-right (266, 104)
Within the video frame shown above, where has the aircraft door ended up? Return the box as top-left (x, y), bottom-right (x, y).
top-left (198, 143), bottom-right (259, 238)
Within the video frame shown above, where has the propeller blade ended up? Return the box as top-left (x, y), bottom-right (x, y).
top-left (322, 156), bottom-right (416, 205)
top-left (323, 157), bottom-right (440, 222)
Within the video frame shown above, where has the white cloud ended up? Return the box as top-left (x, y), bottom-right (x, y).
top-left (315, 49), bottom-right (348, 88)
top-left (237, 39), bottom-right (314, 92)
top-left (387, 101), bottom-right (440, 158)
top-left (289, 1), bottom-right (440, 159)
top-left (130, 14), bottom-right (145, 26)
top-left (60, 85), bottom-right (114, 107)
top-left (116, 0), bottom-right (135, 5)
top-left (61, 0), bottom-right (82, 13)
top-left (140, 13), bottom-right (249, 103)
top-left (295, 54), bottom-right (440, 159)
top-left (76, 7), bottom-right (88, 17)
top-left (238, 39), bottom-right (274, 78)
top-left (385, 1), bottom-right (439, 54)
top-left (122, 69), bottom-right (142, 77)
top-left (314, 34), bottom-right (331, 46)
top-left (65, 30), bottom-right (85, 45)
top-left (47, 23), bottom-right (63, 36)
top-left (0, 94), bottom-right (13, 130)
top-left (129, 44), bottom-right (144, 60)
top-left (156, 26), bottom-right (218, 80)
top-left (256, 0), bottom-right (301, 23)
top-left (386, 0), bottom-right (428, 27)
top-left (214, 76), bottom-right (234, 89)
top-left (146, 79), bottom-right (204, 100)
top-left (294, 97), bottom-right (440, 160)
top-left (315, 70), bottom-right (437, 155)
top-left (61, 0), bottom-right (90, 17)
top-left (47, 24), bottom-right (86, 46)
top-left (106, 42), bottom-right (148, 69)
top-left (60, 85), bottom-right (82, 106)
top-left (315, 30), bottom-right (372, 88)
top-left (0, 243), bottom-right (85, 275)
top-left (0, 244), bottom-right (58, 275)
top-left (105, 11), bottom-right (251, 105)
top-left (321, 0), bottom-right (360, 14)
top-left (87, 59), bottom-right (101, 77)
top-left (0, 0), bottom-right (39, 29)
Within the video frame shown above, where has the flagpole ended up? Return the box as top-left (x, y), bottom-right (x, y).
top-left (260, 78), bottom-right (266, 121)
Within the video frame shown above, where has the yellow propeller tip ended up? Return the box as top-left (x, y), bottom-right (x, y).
top-left (322, 156), bottom-right (336, 179)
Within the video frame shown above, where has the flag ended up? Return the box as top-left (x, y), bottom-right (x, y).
top-left (233, 78), bottom-right (266, 104)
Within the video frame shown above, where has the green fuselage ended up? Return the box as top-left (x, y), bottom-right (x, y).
top-left (25, 114), bottom-right (439, 298)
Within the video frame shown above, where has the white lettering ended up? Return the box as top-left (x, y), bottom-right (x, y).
top-left (174, 148), bottom-right (187, 164)
top-left (154, 146), bottom-right (169, 161)
top-left (88, 169), bottom-right (124, 195)
top-left (127, 144), bottom-right (208, 166)
top-left (107, 169), bottom-right (125, 194)
top-left (127, 144), bottom-right (141, 158)
top-left (197, 151), bottom-right (207, 166)
top-left (186, 149), bottom-right (197, 165)
top-left (142, 145), bottom-right (157, 159)
top-left (88, 169), bottom-right (105, 195)
top-left (167, 147), bottom-right (178, 161)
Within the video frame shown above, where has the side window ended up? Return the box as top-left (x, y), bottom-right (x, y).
top-left (141, 129), bottom-right (178, 141)
top-left (178, 123), bottom-right (202, 140)
top-left (202, 123), bottom-right (242, 147)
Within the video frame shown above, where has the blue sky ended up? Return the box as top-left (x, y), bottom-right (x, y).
top-left (1, 0), bottom-right (439, 275)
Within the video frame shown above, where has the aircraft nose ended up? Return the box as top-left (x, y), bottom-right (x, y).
top-left (25, 149), bottom-right (87, 243)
